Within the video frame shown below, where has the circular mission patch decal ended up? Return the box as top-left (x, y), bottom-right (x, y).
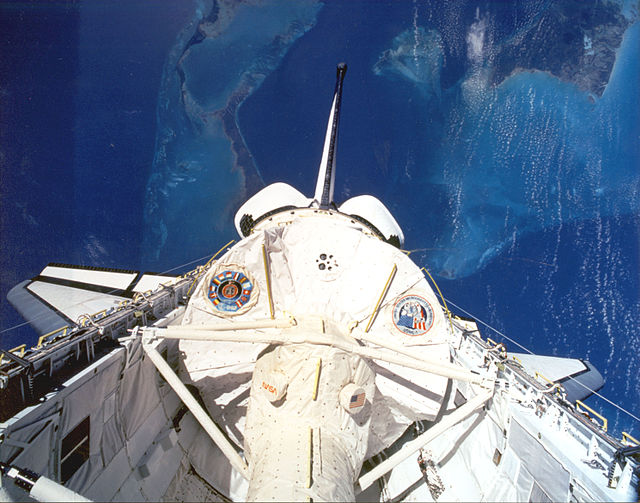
top-left (392, 295), bottom-right (434, 336)
top-left (208, 270), bottom-right (254, 313)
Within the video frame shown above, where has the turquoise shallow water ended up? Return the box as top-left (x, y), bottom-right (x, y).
top-left (1, 0), bottom-right (638, 437)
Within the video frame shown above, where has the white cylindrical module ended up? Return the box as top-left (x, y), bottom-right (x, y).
top-left (244, 344), bottom-right (376, 502)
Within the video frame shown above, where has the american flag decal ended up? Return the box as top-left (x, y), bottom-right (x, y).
top-left (350, 392), bottom-right (365, 408)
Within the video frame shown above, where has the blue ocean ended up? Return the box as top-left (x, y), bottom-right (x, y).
top-left (1, 0), bottom-right (638, 439)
